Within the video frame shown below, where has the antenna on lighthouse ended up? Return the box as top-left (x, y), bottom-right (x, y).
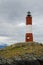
top-left (25, 11), bottom-right (33, 42)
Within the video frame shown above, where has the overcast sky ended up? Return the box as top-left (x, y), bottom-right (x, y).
top-left (0, 0), bottom-right (43, 45)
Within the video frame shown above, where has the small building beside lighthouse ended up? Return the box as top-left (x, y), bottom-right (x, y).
top-left (25, 11), bottom-right (33, 42)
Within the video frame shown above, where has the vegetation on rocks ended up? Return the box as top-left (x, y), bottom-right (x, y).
top-left (0, 42), bottom-right (43, 65)
top-left (0, 42), bottom-right (43, 59)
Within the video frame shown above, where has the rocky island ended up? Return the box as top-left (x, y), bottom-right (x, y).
top-left (0, 42), bottom-right (43, 65)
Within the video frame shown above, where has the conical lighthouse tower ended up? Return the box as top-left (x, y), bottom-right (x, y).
top-left (25, 11), bottom-right (33, 42)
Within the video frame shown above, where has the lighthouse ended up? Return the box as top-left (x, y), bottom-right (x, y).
top-left (25, 11), bottom-right (33, 42)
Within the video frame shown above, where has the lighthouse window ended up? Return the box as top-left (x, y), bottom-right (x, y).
top-left (27, 37), bottom-right (29, 39)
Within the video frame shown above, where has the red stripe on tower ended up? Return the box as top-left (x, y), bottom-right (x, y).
top-left (25, 11), bottom-right (33, 42)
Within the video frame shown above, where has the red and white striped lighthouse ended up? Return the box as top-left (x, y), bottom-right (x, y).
top-left (25, 11), bottom-right (33, 42)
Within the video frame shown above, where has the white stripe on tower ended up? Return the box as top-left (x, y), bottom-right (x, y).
top-left (25, 11), bottom-right (33, 42)
top-left (26, 25), bottom-right (32, 33)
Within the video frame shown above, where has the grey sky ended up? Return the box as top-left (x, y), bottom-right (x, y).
top-left (0, 0), bottom-right (43, 45)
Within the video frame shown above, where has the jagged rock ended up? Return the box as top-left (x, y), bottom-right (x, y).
top-left (0, 57), bottom-right (43, 65)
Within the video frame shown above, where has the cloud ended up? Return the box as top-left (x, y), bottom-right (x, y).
top-left (0, 0), bottom-right (43, 45)
top-left (0, 36), bottom-right (17, 45)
